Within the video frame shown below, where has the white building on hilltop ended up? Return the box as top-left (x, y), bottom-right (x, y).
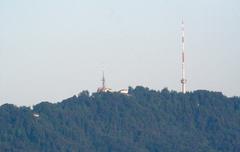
top-left (118, 89), bottom-right (128, 94)
top-left (96, 71), bottom-right (128, 95)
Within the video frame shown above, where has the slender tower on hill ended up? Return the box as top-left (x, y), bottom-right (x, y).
top-left (181, 20), bottom-right (187, 93)
top-left (102, 71), bottom-right (106, 89)
top-left (97, 71), bottom-right (112, 92)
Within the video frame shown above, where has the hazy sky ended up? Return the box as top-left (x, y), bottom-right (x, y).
top-left (0, 0), bottom-right (240, 106)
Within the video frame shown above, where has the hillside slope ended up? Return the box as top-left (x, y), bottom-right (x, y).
top-left (0, 86), bottom-right (240, 152)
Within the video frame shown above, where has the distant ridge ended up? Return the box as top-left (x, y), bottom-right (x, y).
top-left (0, 86), bottom-right (240, 152)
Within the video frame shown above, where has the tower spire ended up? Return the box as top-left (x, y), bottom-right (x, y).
top-left (97, 71), bottom-right (112, 93)
top-left (102, 71), bottom-right (105, 89)
top-left (181, 20), bottom-right (187, 93)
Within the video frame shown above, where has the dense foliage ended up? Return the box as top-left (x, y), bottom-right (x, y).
top-left (0, 86), bottom-right (240, 152)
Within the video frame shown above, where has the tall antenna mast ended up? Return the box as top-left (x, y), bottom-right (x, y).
top-left (102, 71), bottom-right (105, 89)
top-left (181, 20), bottom-right (187, 93)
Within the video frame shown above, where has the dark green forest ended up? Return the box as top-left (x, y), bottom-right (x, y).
top-left (0, 86), bottom-right (240, 152)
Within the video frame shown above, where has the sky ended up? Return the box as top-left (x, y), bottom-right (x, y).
top-left (0, 0), bottom-right (240, 106)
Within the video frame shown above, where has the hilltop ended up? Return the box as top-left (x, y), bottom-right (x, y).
top-left (0, 86), bottom-right (240, 152)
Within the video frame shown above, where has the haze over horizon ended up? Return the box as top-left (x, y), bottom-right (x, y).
top-left (0, 0), bottom-right (240, 106)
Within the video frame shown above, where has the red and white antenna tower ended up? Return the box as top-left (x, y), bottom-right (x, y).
top-left (181, 20), bottom-right (187, 93)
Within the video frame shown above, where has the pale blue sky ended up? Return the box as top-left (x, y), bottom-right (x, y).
top-left (0, 0), bottom-right (240, 106)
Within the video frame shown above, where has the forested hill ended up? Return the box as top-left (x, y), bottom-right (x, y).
top-left (0, 86), bottom-right (240, 152)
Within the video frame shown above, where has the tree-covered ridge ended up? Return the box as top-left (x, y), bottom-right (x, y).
top-left (0, 86), bottom-right (240, 152)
